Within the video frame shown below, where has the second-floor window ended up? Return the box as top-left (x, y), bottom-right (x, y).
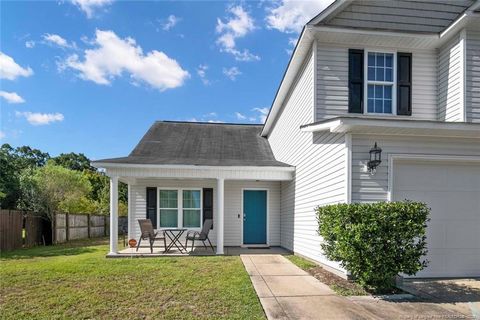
top-left (348, 49), bottom-right (411, 116)
top-left (366, 52), bottom-right (395, 114)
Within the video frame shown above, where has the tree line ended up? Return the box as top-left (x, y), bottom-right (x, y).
top-left (0, 144), bottom-right (127, 220)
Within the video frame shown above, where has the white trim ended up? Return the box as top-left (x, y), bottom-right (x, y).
top-left (344, 133), bottom-right (352, 204)
top-left (92, 162), bottom-right (294, 172)
top-left (240, 188), bottom-right (270, 247)
top-left (387, 154), bottom-right (480, 201)
top-left (261, 28), bottom-right (313, 137)
top-left (157, 187), bottom-right (203, 231)
top-left (95, 164), bottom-right (294, 181)
top-left (363, 50), bottom-right (397, 116)
top-left (309, 25), bottom-right (438, 39)
top-left (460, 29), bottom-right (467, 122)
top-left (313, 39), bottom-right (318, 122)
top-left (300, 117), bottom-right (480, 138)
top-left (307, 0), bottom-right (353, 26)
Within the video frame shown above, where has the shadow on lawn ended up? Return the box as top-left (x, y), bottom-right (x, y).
top-left (0, 237), bottom-right (109, 260)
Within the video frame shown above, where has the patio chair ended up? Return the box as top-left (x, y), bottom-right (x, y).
top-left (136, 219), bottom-right (166, 253)
top-left (185, 219), bottom-right (214, 252)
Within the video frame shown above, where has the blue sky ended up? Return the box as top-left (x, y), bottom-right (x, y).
top-left (0, 0), bottom-right (331, 160)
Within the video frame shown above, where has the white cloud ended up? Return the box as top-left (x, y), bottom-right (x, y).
top-left (162, 15), bottom-right (181, 31)
top-left (196, 64), bottom-right (210, 85)
top-left (43, 33), bottom-right (75, 49)
top-left (72, 0), bottom-right (113, 18)
top-left (265, 0), bottom-right (333, 33)
top-left (235, 112), bottom-right (246, 120)
top-left (16, 111), bottom-right (64, 126)
top-left (0, 91), bottom-right (25, 104)
top-left (0, 131), bottom-right (5, 139)
top-left (216, 5), bottom-right (259, 62)
top-left (61, 29), bottom-right (189, 91)
top-left (186, 115), bottom-right (223, 123)
top-left (0, 52), bottom-right (34, 80)
top-left (223, 66), bottom-right (241, 80)
top-left (252, 107), bottom-right (269, 123)
top-left (25, 41), bottom-right (35, 48)
top-left (286, 37), bottom-right (298, 54)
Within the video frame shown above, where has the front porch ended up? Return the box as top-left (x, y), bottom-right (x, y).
top-left (113, 246), bottom-right (291, 257)
top-left (100, 164), bottom-right (294, 256)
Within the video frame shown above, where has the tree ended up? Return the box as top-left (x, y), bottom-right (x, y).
top-left (24, 164), bottom-right (94, 220)
top-left (51, 152), bottom-right (93, 172)
top-left (14, 145), bottom-right (50, 169)
top-left (0, 145), bottom-right (20, 208)
top-left (0, 144), bottom-right (50, 208)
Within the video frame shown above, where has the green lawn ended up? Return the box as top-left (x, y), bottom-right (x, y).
top-left (0, 238), bottom-right (265, 320)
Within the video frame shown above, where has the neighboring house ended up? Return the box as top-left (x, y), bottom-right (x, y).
top-left (93, 0), bottom-right (480, 279)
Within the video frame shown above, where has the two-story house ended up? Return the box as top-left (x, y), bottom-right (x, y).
top-left (94, 0), bottom-right (480, 279)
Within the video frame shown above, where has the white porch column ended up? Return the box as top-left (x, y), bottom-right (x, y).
top-left (216, 178), bottom-right (224, 254)
top-left (127, 183), bottom-right (132, 240)
top-left (109, 176), bottom-right (119, 255)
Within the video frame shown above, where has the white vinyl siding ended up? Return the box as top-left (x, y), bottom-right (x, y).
top-left (438, 31), bottom-right (465, 122)
top-left (315, 43), bottom-right (437, 121)
top-left (351, 134), bottom-right (480, 203)
top-left (466, 28), bottom-right (480, 123)
top-left (323, 0), bottom-right (473, 33)
top-left (268, 47), bottom-right (347, 270)
top-left (128, 179), bottom-right (281, 246)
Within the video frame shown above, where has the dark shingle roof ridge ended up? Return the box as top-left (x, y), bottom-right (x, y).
top-left (158, 120), bottom-right (263, 127)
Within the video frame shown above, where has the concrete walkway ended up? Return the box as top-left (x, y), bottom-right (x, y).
top-left (241, 254), bottom-right (465, 320)
top-left (240, 254), bottom-right (376, 319)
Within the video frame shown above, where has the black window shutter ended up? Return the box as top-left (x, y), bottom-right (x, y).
top-left (348, 49), bottom-right (364, 113)
top-left (397, 52), bottom-right (412, 116)
top-left (203, 188), bottom-right (213, 229)
top-left (146, 187), bottom-right (157, 228)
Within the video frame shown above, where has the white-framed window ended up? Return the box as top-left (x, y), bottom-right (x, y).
top-left (365, 51), bottom-right (396, 115)
top-left (158, 188), bottom-right (202, 229)
top-left (159, 190), bottom-right (178, 228)
top-left (182, 190), bottom-right (201, 228)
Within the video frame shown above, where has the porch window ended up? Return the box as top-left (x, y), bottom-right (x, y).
top-left (159, 190), bottom-right (178, 228)
top-left (182, 190), bottom-right (201, 228)
top-left (158, 189), bottom-right (202, 229)
top-left (366, 52), bottom-right (395, 114)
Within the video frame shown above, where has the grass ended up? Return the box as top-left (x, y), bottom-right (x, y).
top-left (286, 255), bottom-right (368, 296)
top-left (0, 238), bottom-right (265, 320)
top-left (285, 254), bottom-right (317, 270)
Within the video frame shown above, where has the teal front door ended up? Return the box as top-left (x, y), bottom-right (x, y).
top-left (243, 190), bottom-right (267, 245)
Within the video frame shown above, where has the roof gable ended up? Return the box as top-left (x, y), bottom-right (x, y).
top-left (315, 0), bottom-right (475, 33)
top-left (96, 121), bottom-right (290, 167)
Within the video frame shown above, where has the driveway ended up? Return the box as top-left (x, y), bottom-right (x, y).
top-left (241, 254), bottom-right (473, 320)
top-left (400, 278), bottom-right (480, 318)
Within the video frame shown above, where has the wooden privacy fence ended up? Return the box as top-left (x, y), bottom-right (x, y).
top-left (0, 210), bottom-right (23, 251)
top-left (0, 209), bottom-right (51, 252)
top-left (1, 210), bottom-right (128, 251)
top-left (54, 213), bottom-right (128, 244)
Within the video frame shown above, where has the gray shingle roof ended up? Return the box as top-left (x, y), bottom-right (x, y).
top-left (95, 121), bottom-right (291, 167)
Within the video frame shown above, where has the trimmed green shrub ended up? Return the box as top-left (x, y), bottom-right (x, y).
top-left (316, 201), bottom-right (429, 292)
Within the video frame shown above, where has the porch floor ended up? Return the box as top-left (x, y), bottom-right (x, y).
top-left (112, 246), bottom-right (291, 257)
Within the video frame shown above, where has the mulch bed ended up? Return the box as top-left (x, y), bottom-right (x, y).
top-left (307, 266), bottom-right (404, 296)
top-left (308, 266), bottom-right (368, 296)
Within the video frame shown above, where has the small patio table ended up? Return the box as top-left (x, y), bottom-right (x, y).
top-left (161, 228), bottom-right (188, 253)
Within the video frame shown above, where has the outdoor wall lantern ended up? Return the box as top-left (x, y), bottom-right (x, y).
top-left (367, 142), bottom-right (382, 175)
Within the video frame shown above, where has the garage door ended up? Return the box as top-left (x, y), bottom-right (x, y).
top-left (393, 160), bottom-right (480, 278)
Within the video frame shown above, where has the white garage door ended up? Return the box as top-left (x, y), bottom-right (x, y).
top-left (393, 160), bottom-right (480, 278)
